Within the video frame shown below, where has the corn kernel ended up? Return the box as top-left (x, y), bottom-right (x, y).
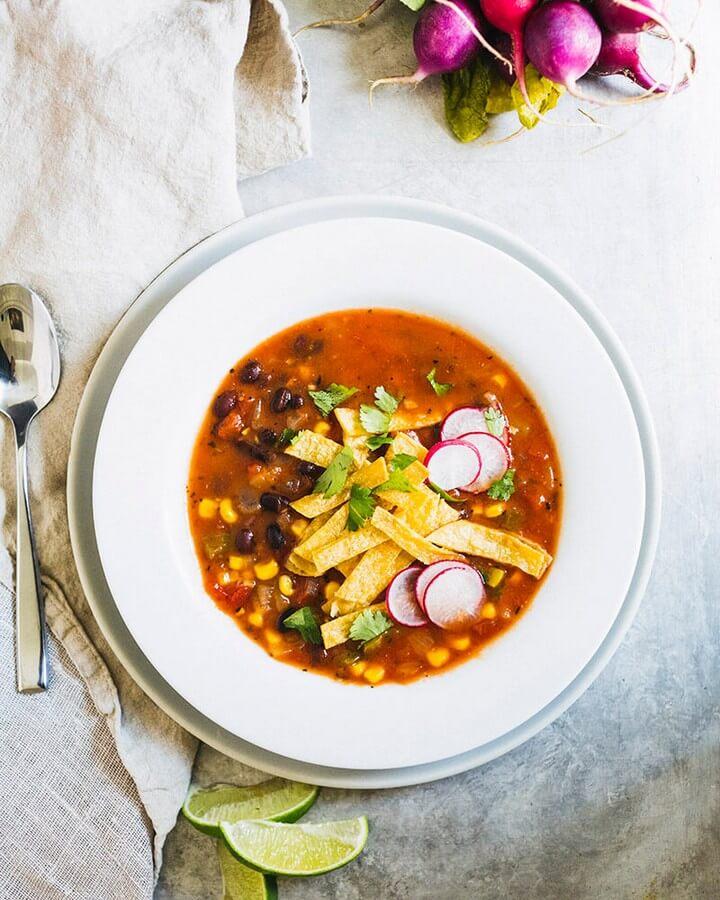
top-left (449, 635), bottom-right (471, 651)
top-left (278, 575), bottom-right (294, 596)
top-left (484, 502), bottom-right (506, 518)
top-left (241, 427), bottom-right (250, 435)
top-left (349, 661), bottom-right (367, 677)
top-left (218, 570), bottom-right (239, 586)
top-left (290, 519), bottom-right (308, 538)
top-left (485, 567), bottom-right (505, 589)
top-left (481, 602), bottom-right (497, 619)
top-left (228, 554), bottom-right (251, 571)
top-left (254, 559), bottom-right (279, 581)
top-left (324, 581), bottom-right (341, 601)
top-left (313, 420), bottom-right (331, 435)
top-left (264, 629), bottom-right (282, 646)
top-left (426, 647), bottom-right (451, 668)
top-left (363, 664), bottom-right (385, 684)
top-left (198, 498), bottom-right (218, 519)
top-left (219, 498), bottom-right (238, 524)
top-left (402, 398), bottom-right (418, 410)
top-left (247, 611), bottom-right (263, 627)
top-left (491, 372), bottom-right (508, 388)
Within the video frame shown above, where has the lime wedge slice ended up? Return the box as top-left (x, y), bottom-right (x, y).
top-left (221, 817), bottom-right (369, 877)
top-left (182, 779), bottom-right (319, 836)
top-left (218, 841), bottom-right (277, 900)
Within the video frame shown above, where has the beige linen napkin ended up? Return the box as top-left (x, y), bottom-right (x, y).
top-left (0, 0), bottom-right (308, 896)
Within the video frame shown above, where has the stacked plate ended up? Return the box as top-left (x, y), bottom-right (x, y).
top-left (67, 197), bottom-right (660, 788)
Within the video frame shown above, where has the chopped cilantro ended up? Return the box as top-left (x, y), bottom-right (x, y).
top-left (487, 468), bottom-right (515, 501)
top-left (313, 446), bottom-right (353, 498)
top-left (389, 453), bottom-right (416, 471)
top-left (426, 367), bottom-right (453, 396)
top-left (278, 427), bottom-right (300, 446)
top-left (347, 484), bottom-right (377, 531)
top-left (366, 433), bottom-right (393, 451)
top-left (376, 468), bottom-right (414, 494)
top-left (349, 608), bottom-right (393, 644)
top-left (282, 607), bottom-right (322, 645)
top-left (308, 383), bottom-right (358, 417)
top-left (428, 481), bottom-right (464, 504)
top-left (359, 386), bottom-right (401, 434)
top-left (483, 407), bottom-right (506, 438)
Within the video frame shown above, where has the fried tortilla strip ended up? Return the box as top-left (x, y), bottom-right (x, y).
top-left (298, 509), bottom-right (333, 541)
top-left (321, 602), bottom-right (388, 650)
top-left (290, 457), bottom-right (388, 518)
top-left (334, 407), bottom-right (446, 437)
top-left (336, 557), bottom-right (360, 578)
top-left (371, 506), bottom-right (462, 566)
top-left (375, 459), bottom-right (428, 508)
top-left (427, 520), bottom-right (553, 578)
top-left (332, 545), bottom-right (412, 616)
top-left (334, 408), bottom-right (370, 464)
top-left (285, 430), bottom-right (345, 468)
top-left (294, 505), bottom-right (350, 561)
top-left (313, 525), bottom-right (386, 575)
top-left (386, 431), bottom-right (428, 463)
top-left (285, 552), bottom-right (320, 577)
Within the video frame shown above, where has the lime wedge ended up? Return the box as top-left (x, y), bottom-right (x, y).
top-left (221, 817), bottom-right (369, 877)
top-left (218, 841), bottom-right (277, 900)
top-left (182, 779), bottom-right (319, 836)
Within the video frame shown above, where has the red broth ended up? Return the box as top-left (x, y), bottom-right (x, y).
top-left (188, 309), bottom-right (561, 685)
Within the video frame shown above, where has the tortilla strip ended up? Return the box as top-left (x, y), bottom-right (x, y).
top-left (336, 557), bottom-right (359, 579)
top-left (334, 407), bottom-right (445, 438)
top-left (285, 430), bottom-right (345, 468)
top-left (313, 525), bottom-right (386, 575)
top-left (427, 520), bottom-right (553, 578)
top-left (298, 509), bottom-right (333, 541)
top-left (285, 552), bottom-right (319, 577)
top-left (321, 602), bottom-right (388, 650)
top-left (371, 506), bottom-right (462, 566)
top-left (332, 545), bottom-right (413, 617)
top-left (294, 505), bottom-right (350, 560)
top-left (291, 457), bottom-right (388, 518)
top-left (375, 459), bottom-right (429, 508)
top-left (386, 431), bottom-right (428, 463)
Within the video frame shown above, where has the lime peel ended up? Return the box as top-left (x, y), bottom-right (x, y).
top-left (218, 840), bottom-right (277, 900)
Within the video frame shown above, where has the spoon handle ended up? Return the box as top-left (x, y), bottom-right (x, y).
top-left (14, 427), bottom-right (48, 693)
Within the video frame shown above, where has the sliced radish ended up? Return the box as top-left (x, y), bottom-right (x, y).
top-left (441, 405), bottom-right (509, 446)
top-left (386, 565), bottom-right (428, 627)
top-left (415, 560), bottom-right (463, 613)
top-left (458, 432), bottom-right (511, 493)
top-left (422, 563), bottom-right (486, 631)
top-left (425, 439), bottom-right (481, 492)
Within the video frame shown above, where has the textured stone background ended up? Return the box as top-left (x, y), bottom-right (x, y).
top-left (157, 1), bottom-right (720, 896)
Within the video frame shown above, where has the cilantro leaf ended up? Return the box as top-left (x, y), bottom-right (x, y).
top-left (349, 608), bottom-right (393, 643)
top-left (428, 481), bottom-right (464, 504)
top-left (366, 432), bottom-right (393, 451)
top-left (313, 446), bottom-right (353, 498)
top-left (278, 427), bottom-right (300, 446)
top-left (487, 469), bottom-right (515, 501)
top-left (282, 607), bottom-right (322, 645)
top-left (389, 453), bottom-right (416, 471)
top-left (376, 468), bottom-right (414, 494)
top-left (483, 407), bottom-right (506, 438)
top-left (426, 367), bottom-right (453, 397)
top-left (308, 383), bottom-right (358, 417)
top-left (374, 386), bottom-right (400, 415)
top-left (360, 404), bottom-right (391, 435)
top-left (347, 484), bottom-right (377, 532)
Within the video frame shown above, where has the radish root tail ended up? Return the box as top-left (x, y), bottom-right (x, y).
top-left (294, 0), bottom-right (386, 36)
top-left (369, 72), bottom-right (424, 105)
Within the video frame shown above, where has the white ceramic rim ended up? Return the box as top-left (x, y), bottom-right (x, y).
top-left (67, 196), bottom-right (661, 788)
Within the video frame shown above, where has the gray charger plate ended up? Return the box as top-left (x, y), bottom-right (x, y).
top-left (67, 196), bottom-right (661, 788)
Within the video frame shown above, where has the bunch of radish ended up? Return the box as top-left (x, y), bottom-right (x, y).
top-left (386, 561), bottom-right (487, 630)
top-left (298, 0), bottom-right (696, 141)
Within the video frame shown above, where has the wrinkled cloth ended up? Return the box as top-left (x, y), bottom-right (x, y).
top-left (0, 0), bottom-right (308, 896)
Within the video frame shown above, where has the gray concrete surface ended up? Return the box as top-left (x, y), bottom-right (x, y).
top-left (157, 1), bottom-right (720, 896)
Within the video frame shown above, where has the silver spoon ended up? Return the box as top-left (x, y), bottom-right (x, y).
top-left (0, 284), bottom-right (61, 692)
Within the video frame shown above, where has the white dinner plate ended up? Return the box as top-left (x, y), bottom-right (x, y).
top-left (70, 197), bottom-right (660, 783)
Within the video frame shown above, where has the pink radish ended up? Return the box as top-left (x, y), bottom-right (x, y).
top-left (477, 0), bottom-right (540, 109)
top-left (459, 432), bottom-right (511, 493)
top-left (441, 405), bottom-right (509, 446)
top-left (415, 560), bottom-right (463, 612)
top-left (386, 565), bottom-right (428, 627)
top-left (423, 563), bottom-right (486, 630)
top-left (591, 30), bottom-right (694, 94)
top-left (425, 439), bottom-right (481, 492)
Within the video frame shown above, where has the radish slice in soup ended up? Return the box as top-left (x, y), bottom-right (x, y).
top-left (425, 439), bottom-right (481, 492)
top-left (458, 432), bottom-right (511, 493)
top-left (423, 563), bottom-right (486, 630)
top-left (441, 405), bottom-right (509, 445)
top-left (386, 565), bottom-right (428, 627)
top-left (415, 560), bottom-right (463, 612)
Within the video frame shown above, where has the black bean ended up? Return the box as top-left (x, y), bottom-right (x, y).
top-left (239, 360), bottom-right (262, 383)
top-left (298, 461), bottom-right (324, 480)
top-left (288, 394), bottom-right (304, 409)
top-left (266, 523), bottom-right (286, 551)
top-left (271, 387), bottom-right (292, 413)
top-left (260, 492), bottom-right (290, 513)
top-left (213, 390), bottom-right (237, 418)
top-left (258, 428), bottom-right (277, 445)
top-left (237, 441), bottom-right (272, 463)
top-left (235, 529), bottom-right (255, 553)
top-left (292, 334), bottom-right (324, 358)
